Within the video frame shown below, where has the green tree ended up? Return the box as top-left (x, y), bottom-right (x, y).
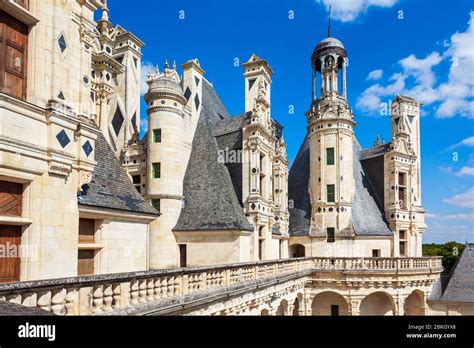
top-left (423, 241), bottom-right (465, 273)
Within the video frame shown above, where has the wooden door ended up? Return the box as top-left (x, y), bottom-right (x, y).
top-left (78, 219), bottom-right (95, 276)
top-left (0, 225), bottom-right (21, 283)
top-left (78, 250), bottom-right (94, 275)
top-left (179, 244), bottom-right (187, 268)
top-left (0, 11), bottom-right (28, 100)
top-left (79, 218), bottom-right (95, 243)
top-left (0, 181), bottom-right (23, 216)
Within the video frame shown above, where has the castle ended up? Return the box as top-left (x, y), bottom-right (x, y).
top-left (0, 0), bottom-right (471, 316)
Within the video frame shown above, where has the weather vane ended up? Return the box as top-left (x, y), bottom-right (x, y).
top-left (328, 4), bottom-right (332, 37)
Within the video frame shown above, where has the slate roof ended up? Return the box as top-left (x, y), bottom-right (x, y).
top-left (352, 140), bottom-right (392, 236)
top-left (77, 133), bottom-right (160, 216)
top-left (396, 95), bottom-right (419, 103)
top-left (288, 135), bottom-right (392, 236)
top-left (288, 136), bottom-right (311, 236)
top-left (212, 113), bottom-right (250, 137)
top-left (360, 143), bottom-right (391, 161)
top-left (173, 80), bottom-right (254, 232)
top-left (441, 244), bottom-right (474, 303)
top-left (202, 78), bottom-right (230, 123)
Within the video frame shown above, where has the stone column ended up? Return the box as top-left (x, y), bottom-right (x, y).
top-left (287, 303), bottom-right (294, 316)
top-left (304, 296), bottom-right (313, 316)
top-left (312, 69), bottom-right (317, 101)
top-left (342, 59), bottom-right (347, 99)
top-left (395, 296), bottom-right (405, 316)
top-left (349, 298), bottom-right (361, 316)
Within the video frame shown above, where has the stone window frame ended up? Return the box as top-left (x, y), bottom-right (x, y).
top-left (327, 227), bottom-right (335, 243)
top-left (326, 184), bottom-right (335, 203)
top-left (326, 147), bottom-right (335, 165)
top-left (152, 162), bottom-right (161, 179)
top-left (153, 129), bottom-right (161, 143)
top-left (151, 198), bottom-right (160, 211)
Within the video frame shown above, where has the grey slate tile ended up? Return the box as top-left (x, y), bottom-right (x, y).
top-left (77, 132), bottom-right (159, 216)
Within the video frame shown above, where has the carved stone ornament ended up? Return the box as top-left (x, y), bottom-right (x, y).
top-left (79, 171), bottom-right (93, 191)
top-left (247, 137), bottom-right (260, 150)
top-left (48, 163), bottom-right (72, 177)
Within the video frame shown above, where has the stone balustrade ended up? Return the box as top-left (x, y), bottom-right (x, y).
top-left (0, 257), bottom-right (442, 315)
top-left (313, 257), bottom-right (443, 272)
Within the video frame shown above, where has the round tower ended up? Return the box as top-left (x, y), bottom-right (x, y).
top-left (144, 62), bottom-right (187, 268)
top-left (306, 34), bottom-right (356, 242)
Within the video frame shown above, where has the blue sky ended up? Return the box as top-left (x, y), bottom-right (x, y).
top-left (106, 0), bottom-right (473, 243)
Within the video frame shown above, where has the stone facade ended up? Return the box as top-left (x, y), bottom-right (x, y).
top-left (0, 0), bottom-right (155, 282)
top-left (1, 1), bottom-right (468, 317)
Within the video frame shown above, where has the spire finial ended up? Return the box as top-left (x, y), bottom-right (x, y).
top-left (374, 133), bottom-right (381, 146)
top-left (164, 59), bottom-right (169, 69)
top-left (101, 0), bottom-right (109, 22)
top-left (328, 4), bottom-right (331, 37)
top-left (172, 59), bottom-right (176, 70)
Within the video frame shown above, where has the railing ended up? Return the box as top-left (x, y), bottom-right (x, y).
top-left (313, 257), bottom-right (443, 272)
top-left (0, 258), bottom-right (312, 315)
top-left (0, 257), bottom-right (442, 315)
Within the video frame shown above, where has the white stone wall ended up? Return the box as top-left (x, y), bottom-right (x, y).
top-left (1, 95), bottom-right (96, 282)
top-left (175, 232), bottom-right (251, 266)
top-left (289, 236), bottom-right (392, 258)
top-left (27, 0), bottom-right (95, 115)
top-left (148, 200), bottom-right (181, 269)
top-left (98, 220), bottom-right (148, 274)
top-left (21, 172), bottom-right (80, 280)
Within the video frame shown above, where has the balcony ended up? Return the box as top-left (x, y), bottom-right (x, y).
top-left (313, 257), bottom-right (443, 273)
top-left (0, 257), bottom-right (443, 315)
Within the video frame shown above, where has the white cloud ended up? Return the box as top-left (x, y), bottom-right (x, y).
top-left (356, 72), bottom-right (406, 112)
top-left (399, 52), bottom-right (443, 88)
top-left (460, 136), bottom-right (474, 146)
top-left (424, 222), bottom-right (472, 244)
top-left (367, 69), bottom-right (383, 80)
top-left (140, 61), bottom-right (156, 96)
top-left (446, 136), bottom-right (474, 150)
top-left (440, 166), bottom-right (453, 174)
top-left (426, 212), bottom-right (474, 221)
top-left (443, 187), bottom-right (474, 209)
top-left (318, 0), bottom-right (398, 22)
top-left (140, 118), bottom-right (148, 134)
top-left (439, 165), bottom-right (474, 176)
top-left (357, 11), bottom-right (474, 118)
top-left (455, 166), bottom-right (474, 176)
